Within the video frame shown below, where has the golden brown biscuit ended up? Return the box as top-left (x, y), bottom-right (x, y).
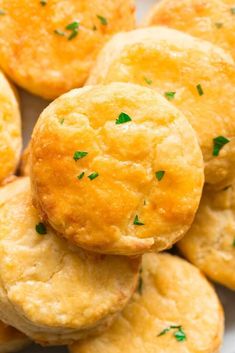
top-left (0, 0), bottom-right (135, 99)
top-left (70, 253), bottom-right (224, 353)
top-left (19, 146), bottom-right (30, 177)
top-left (178, 184), bottom-right (235, 290)
top-left (0, 71), bottom-right (22, 184)
top-left (87, 27), bottom-right (235, 189)
top-left (145, 0), bottom-right (235, 61)
top-left (0, 177), bottom-right (140, 345)
top-left (0, 322), bottom-right (30, 353)
top-left (30, 83), bottom-right (204, 255)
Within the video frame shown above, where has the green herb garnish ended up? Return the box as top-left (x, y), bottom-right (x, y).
top-left (158, 325), bottom-right (186, 342)
top-left (144, 77), bottom-right (153, 85)
top-left (196, 84), bottom-right (204, 96)
top-left (165, 91), bottom-right (176, 100)
top-left (213, 136), bottom-right (230, 156)
top-left (35, 222), bottom-right (47, 235)
top-left (73, 151), bottom-right (88, 161)
top-left (97, 15), bottom-right (108, 26)
top-left (231, 7), bottom-right (235, 14)
top-left (155, 170), bottom-right (165, 181)
top-left (116, 112), bottom-right (132, 125)
top-left (133, 215), bottom-right (144, 226)
top-left (88, 172), bottom-right (99, 180)
top-left (215, 22), bottom-right (223, 28)
top-left (232, 239), bottom-right (235, 247)
top-left (54, 29), bottom-right (65, 36)
top-left (40, 0), bottom-right (47, 5)
top-left (60, 118), bottom-right (65, 124)
top-left (66, 21), bottom-right (79, 40)
top-left (77, 172), bottom-right (85, 180)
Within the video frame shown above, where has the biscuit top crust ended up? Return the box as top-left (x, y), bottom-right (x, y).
top-left (0, 71), bottom-right (21, 183)
top-left (0, 178), bottom-right (140, 332)
top-left (87, 27), bottom-right (235, 189)
top-left (145, 0), bottom-right (235, 60)
top-left (0, 0), bottom-right (135, 99)
top-left (70, 253), bottom-right (224, 353)
top-left (30, 82), bottom-right (204, 255)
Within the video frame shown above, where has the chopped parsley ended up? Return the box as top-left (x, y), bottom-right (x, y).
top-left (73, 151), bottom-right (88, 161)
top-left (133, 215), bottom-right (144, 226)
top-left (196, 84), bottom-right (204, 96)
top-left (77, 172), bottom-right (85, 180)
top-left (158, 325), bottom-right (186, 342)
top-left (40, 0), bottom-right (47, 5)
top-left (116, 112), bottom-right (132, 125)
top-left (165, 91), bottom-right (176, 100)
top-left (35, 222), bottom-right (47, 235)
top-left (215, 22), bottom-right (223, 28)
top-left (231, 7), bottom-right (235, 14)
top-left (97, 15), bottom-right (108, 26)
top-left (0, 9), bottom-right (5, 15)
top-left (88, 172), bottom-right (99, 180)
top-left (60, 118), bottom-right (65, 124)
top-left (155, 170), bottom-right (165, 181)
top-left (233, 239), bottom-right (235, 247)
top-left (66, 21), bottom-right (80, 40)
top-left (137, 268), bottom-right (143, 295)
top-left (54, 29), bottom-right (65, 36)
top-left (144, 77), bottom-right (153, 85)
top-left (213, 136), bottom-right (230, 156)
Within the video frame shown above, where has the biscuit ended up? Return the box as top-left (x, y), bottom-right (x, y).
top-left (178, 184), bottom-right (235, 290)
top-left (0, 71), bottom-right (22, 184)
top-left (70, 253), bottom-right (224, 353)
top-left (30, 82), bottom-right (204, 255)
top-left (145, 0), bottom-right (235, 61)
top-left (0, 177), bottom-right (140, 345)
top-left (0, 322), bottom-right (30, 353)
top-left (19, 146), bottom-right (30, 177)
top-left (0, 0), bottom-right (135, 99)
top-left (87, 27), bottom-right (235, 189)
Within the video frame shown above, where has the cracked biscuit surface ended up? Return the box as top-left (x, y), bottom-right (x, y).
top-left (70, 253), bottom-right (224, 353)
top-left (30, 83), bottom-right (204, 255)
top-left (145, 0), bottom-right (235, 61)
top-left (0, 71), bottom-right (21, 184)
top-left (87, 27), bottom-right (235, 189)
top-left (178, 184), bottom-right (235, 290)
top-left (0, 0), bottom-right (135, 99)
top-left (0, 177), bottom-right (140, 345)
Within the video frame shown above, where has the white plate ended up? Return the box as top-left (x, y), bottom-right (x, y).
top-left (18, 0), bottom-right (235, 352)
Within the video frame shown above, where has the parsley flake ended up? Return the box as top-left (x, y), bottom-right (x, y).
top-left (174, 327), bottom-right (187, 342)
top-left (54, 29), bottom-right (65, 36)
top-left (196, 84), bottom-right (204, 96)
top-left (165, 91), bottom-right (176, 100)
top-left (40, 0), bottom-right (47, 5)
top-left (77, 172), bottom-right (85, 180)
top-left (36, 222), bottom-right (47, 235)
top-left (232, 239), bottom-right (235, 247)
top-left (66, 21), bottom-right (79, 40)
top-left (97, 15), bottom-right (108, 25)
top-left (158, 325), bottom-right (186, 342)
top-left (155, 170), bottom-right (165, 181)
top-left (88, 172), bottom-right (99, 180)
top-left (60, 118), bottom-right (65, 124)
top-left (231, 7), bottom-right (235, 14)
top-left (215, 22), bottom-right (223, 28)
top-left (0, 9), bottom-right (6, 15)
top-left (116, 112), bottom-right (132, 125)
top-left (133, 215), bottom-right (144, 226)
top-left (144, 77), bottom-right (153, 85)
top-left (73, 151), bottom-right (88, 161)
top-left (213, 136), bottom-right (230, 156)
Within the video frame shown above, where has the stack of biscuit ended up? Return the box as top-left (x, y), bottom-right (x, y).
top-left (0, 1), bottom-right (233, 352)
